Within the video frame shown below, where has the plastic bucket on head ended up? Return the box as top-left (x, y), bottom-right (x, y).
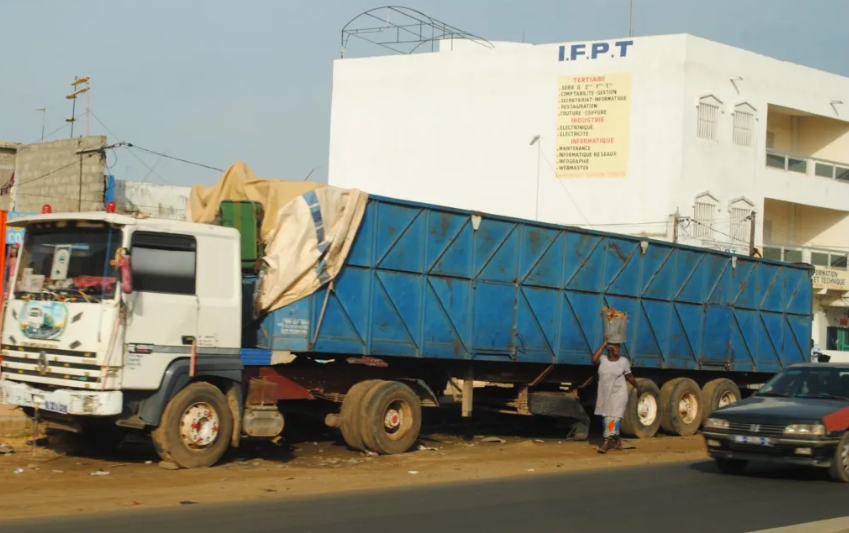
top-left (603, 315), bottom-right (628, 344)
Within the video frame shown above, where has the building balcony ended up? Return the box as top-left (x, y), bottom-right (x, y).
top-left (763, 243), bottom-right (848, 294)
top-left (765, 149), bottom-right (849, 183)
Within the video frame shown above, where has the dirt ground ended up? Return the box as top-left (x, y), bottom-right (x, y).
top-left (0, 416), bottom-right (708, 522)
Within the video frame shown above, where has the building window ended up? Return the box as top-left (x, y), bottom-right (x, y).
top-left (729, 198), bottom-right (754, 244)
top-left (693, 193), bottom-right (718, 240)
top-left (697, 96), bottom-right (722, 141)
top-left (732, 103), bottom-right (756, 147)
top-left (131, 232), bottom-right (197, 295)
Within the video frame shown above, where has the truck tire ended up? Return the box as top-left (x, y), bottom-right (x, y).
top-left (828, 432), bottom-right (849, 483)
top-left (359, 380), bottom-right (422, 455)
top-left (340, 379), bottom-right (384, 451)
top-left (621, 378), bottom-right (661, 439)
top-left (700, 378), bottom-right (741, 424)
top-left (660, 378), bottom-right (702, 436)
top-left (151, 382), bottom-right (234, 469)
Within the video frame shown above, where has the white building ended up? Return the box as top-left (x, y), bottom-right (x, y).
top-left (327, 33), bottom-right (849, 358)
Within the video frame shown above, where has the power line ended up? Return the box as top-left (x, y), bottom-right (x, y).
top-left (15, 153), bottom-right (98, 188)
top-left (86, 110), bottom-right (173, 186)
top-left (537, 149), bottom-right (593, 228)
top-left (127, 144), bottom-right (224, 173)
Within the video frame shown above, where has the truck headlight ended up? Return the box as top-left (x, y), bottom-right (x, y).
top-left (784, 424), bottom-right (825, 436)
top-left (704, 418), bottom-right (730, 430)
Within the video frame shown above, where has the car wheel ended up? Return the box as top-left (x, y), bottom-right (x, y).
top-left (715, 458), bottom-right (747, 476)
top-left (828, 432), bottom-right (849, 483)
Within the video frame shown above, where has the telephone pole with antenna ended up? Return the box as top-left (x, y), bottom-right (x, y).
top-left (65, 76), bottom-right (90, 138)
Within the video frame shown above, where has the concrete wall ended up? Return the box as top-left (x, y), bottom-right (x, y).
top-left (114, 180), bottom-right (190, 220)
top-left (328, 33), bottom-right (849, 254)
top-left (0, 141), bottom-right (19, 211)
top-left (12, 136), bottom-right (107, 213)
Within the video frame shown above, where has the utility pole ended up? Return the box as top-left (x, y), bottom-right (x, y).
top-left (672, 209), bottom-right (679, 243)
top-left (748, 211), bottom-right (757, 256)
top-left (66, 76), bottom-right (90, 138)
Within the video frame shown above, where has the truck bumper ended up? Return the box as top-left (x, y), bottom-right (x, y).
top-left (0, 380), bottom-right (123, 416)
top-left (703, 431), bottom-right (838, 468)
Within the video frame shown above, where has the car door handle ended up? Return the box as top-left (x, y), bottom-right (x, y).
top-left (181, 336), bottom-right (196, 346)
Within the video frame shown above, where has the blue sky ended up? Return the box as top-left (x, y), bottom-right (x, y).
top-left (2, 0), bottom-right (847, 187)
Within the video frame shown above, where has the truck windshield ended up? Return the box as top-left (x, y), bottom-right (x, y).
top-left (14, 221), bottom-right (123, 301)
top-left (757, 366), bottom-right (849, 400)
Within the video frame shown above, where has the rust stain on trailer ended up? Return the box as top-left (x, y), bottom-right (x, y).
top-left (608, 242), bottom-right (628, 263)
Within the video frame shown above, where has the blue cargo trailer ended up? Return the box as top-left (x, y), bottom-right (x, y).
top-left (0, 193), bottom-right (814, 468)
top-left (243, 195), bottom-right (814, 449)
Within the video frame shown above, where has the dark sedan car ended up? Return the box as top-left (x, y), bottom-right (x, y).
top-left (703, 363), bottom-right (849, 482)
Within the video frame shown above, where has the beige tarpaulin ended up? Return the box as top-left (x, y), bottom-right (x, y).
top-left (188, 161), bottom-right (368, 313)
top-left (188, 161), bottom-right (325, 242)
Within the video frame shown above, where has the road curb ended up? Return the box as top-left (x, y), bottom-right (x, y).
top-left (748, 517), bottom-right (849, 533)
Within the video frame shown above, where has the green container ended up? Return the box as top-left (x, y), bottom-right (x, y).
top-left (218, 200), bottom-right (264, 271)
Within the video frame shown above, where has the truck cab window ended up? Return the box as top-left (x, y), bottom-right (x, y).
top-left (130, 232), bottom-right (197, 295)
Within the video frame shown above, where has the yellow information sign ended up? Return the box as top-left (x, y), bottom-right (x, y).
top-left (812, 266), bottom-right (849, 291)
top-left (555, 72), bottom-right (632, 179)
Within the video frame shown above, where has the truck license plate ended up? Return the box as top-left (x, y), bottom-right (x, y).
top-left (733, 435), bottom-right (773, 446)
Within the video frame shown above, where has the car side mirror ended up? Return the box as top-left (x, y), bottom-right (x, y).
top-left (818, 353), bottom-right (831, 363)
top-left (120, 255), bottom-right (133, 294)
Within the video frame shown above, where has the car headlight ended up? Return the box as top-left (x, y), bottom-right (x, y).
top-left (704, 418), bottom-right (730, 430)
top-left (784, 424), bottom-right (826, 436)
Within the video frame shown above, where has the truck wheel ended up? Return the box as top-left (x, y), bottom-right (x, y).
top-left (828, 432), bottom-right (849, 483)
top-left (621, 378), bottom-right (661, 439)
top-left (700, 378), bottom-right (741, 424)
top-left (359, 381), bottom-right (422, 455)
top-left (715, 458), bottom-right (747, 476)
top-left (339, 379), bottom-right (383, 451)
top-left (660, 378), bottom-right (702, 436)
top-left (151, 382), bottom-right (233, 469)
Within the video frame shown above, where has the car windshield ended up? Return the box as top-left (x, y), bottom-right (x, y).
top-left (14, 220), bottom-right (123, 302)
top-left (757, 366), bottom-right (849, 400)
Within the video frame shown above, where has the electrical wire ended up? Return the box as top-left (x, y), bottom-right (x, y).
top-left (127, 144), bottom-right (224, 173)
top-left (14, 153), bottom-right (97, 188)
top-left (537, 149), bottom-right (593, 228)
top-left (87, 110), bottom-right (174, 186)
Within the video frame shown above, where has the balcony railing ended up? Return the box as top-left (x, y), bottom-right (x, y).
top-left (766, 149), bottom-right (849, 182)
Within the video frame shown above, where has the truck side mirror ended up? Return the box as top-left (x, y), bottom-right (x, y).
top-left (120, 255), bottom-right (133, 294)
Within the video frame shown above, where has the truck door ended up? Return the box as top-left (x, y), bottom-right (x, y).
top-left (122, 231), bottom-right (200, 390)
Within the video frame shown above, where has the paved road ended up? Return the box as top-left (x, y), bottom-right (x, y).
top-left (2, 460), bottom-right (847, 533)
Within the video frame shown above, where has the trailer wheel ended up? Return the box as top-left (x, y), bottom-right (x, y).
top-left (339, 379), bottom-right (384, 451)
top-left (359, 381), bottom-right (422, 455)
top-left (660, 378), bottom-right (702, 436)
top-left (700, 378), bottom-right (741, 424)
top-left (151, 382), bottom-right (233, 469)
top-left (621, 378), bottom-right (661, 439)
top-left (828, 432), bottom-right (849, 483)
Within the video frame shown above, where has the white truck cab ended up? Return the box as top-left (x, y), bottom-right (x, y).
top-left (0, 212), bottom-right (253, 467)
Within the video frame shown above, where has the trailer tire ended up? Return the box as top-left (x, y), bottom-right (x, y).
top-left (340, 379), bottom-right (383, 451)
top-left (660, 378), bottom-right (702, 436)
top-left (828, 432), bottom-right (849, 483)
top-left (151, 382), bottom-right (233, 469)
top-left (621, 378), bottom-right (661, 439)
top-left (700, 378), bottom-right (741, 424)
top-left (359, 381), bottom-right (422, 455)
